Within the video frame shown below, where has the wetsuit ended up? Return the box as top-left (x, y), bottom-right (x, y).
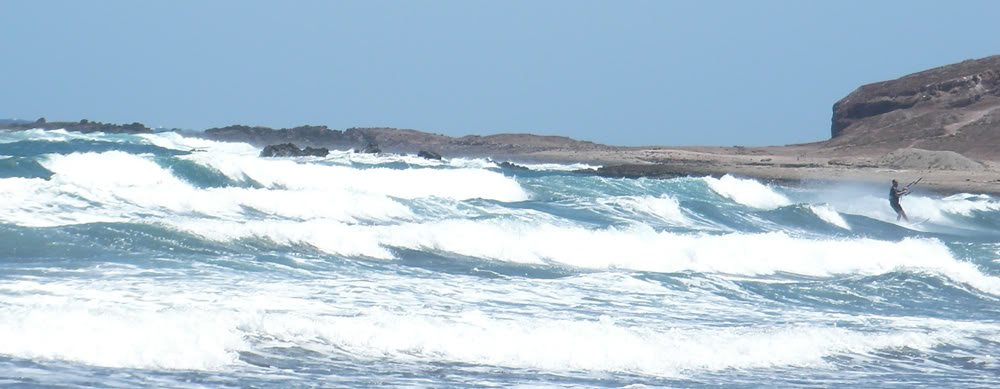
top-left (889, 185), bottom-right (907, 220)
top-left (889, 186), bottom-right (903, 213)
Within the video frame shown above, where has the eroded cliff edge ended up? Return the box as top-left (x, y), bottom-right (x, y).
top-left (827, 55), bottom-right (1000, 160)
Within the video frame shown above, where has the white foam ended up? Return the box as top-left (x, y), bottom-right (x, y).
top-left (189, 153), bottom-right (529, 202)
top-left (0, 177), bottom-right (131, 226)
top-left (312, 150), bottom-right (496, 170)
top-left (137, 132), bottom-right (260, 156)
top-left (0, 279), bottom-right (974, 375)
top-left (802, 186), bottom-right (999, 229)
top-left (598, 195), bottom-right (691, 226)
top-left (0, 151), bottom-right (202, 226)
top-left (169, 218), bottom-right (1000, 296)
top-left (333, 154), bottom-right (601, 172)
top-left (46, 151), bottom-right (189, 189)
top-left (515, 162), bottom-right (602, 171)
top-left (703, 175), bottom-right (791, 210)
top-left (448, 157), bottom-right (501, 170)
top-left (809, 204), bottom-right (851, 230)
top-left (868, 194), bottom-right (979, 224)
top-left (0, 304), bottom-right (245, 370)
top-left (2, 264), bottom-right (996, 375)
top-left (321, 149), bottom-right (446, 167)
top-left (0, 277), bottom-right (332, 371)
top-left (375, 221), bottom-right (971, 284)
top-left (0, 151), bottom-right (415, 227)
top-left (0, 128), bottom-right (113, 144)
top-left (174, 219), bottom-right (395, 258)
top-left (232, 187), bottom-right (414, 222)
top-left (246, 309), bottom-right (969, 376)
top-left (936, 193), bottom-right (1000, 217)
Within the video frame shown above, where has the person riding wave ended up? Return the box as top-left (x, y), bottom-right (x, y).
top-left (889, 179), bottom-right (909, 222)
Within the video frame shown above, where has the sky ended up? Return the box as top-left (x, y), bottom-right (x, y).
top-left (2, 0), bottom-right (999, 146)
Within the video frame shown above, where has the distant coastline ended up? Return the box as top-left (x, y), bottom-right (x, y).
top-left (4, 55), bottom-right (999, 194)
top-left (3, 118), bottom-right (997, 195)
top-left (1, 117), bottom-right (155, 134)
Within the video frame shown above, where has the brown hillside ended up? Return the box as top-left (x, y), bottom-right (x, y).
top-left (826, 55), bottom-right (1000, 160)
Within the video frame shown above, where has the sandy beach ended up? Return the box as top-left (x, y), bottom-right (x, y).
top-left (519, 145), bottom-right (1000, 195)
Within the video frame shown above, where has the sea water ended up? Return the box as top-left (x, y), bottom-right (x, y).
top-left (0, 129), bottom-right (997, 388)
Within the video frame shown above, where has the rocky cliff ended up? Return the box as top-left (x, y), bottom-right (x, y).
top-left (828, 55), bottom-right (1000, 160)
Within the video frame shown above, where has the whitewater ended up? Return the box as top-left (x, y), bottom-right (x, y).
top-left (0, 129), bottom-right (998, 388)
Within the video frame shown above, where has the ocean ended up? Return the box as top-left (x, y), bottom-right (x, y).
top-left (0, 129), bottom-right (997, 388)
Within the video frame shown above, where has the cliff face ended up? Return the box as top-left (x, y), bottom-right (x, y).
top-left (828, 55), bottom-right (1000, 159)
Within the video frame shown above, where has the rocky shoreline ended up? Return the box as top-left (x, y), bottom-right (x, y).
top-left (3, 55), bottom-right (999, 194)
top-left (558, 146), bottom-right (1000, 195)
top-left (2, 120), bottom-right (997, 194)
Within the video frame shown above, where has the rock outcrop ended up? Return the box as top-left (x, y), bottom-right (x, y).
top-left (417, 150), bottom-right (442, 160)
top-left (828, 55), bottom-right (1000, 160)
top-left (259, 143), bottom-right (329, 157)
top-left (355, 143), bottom-right (381, 154)
top-left (200, 125), bottom-right (610, 158)
top-left (495, 161), bottom-right (530, 171)
top-left (205, 125), bottom-right (360, 148)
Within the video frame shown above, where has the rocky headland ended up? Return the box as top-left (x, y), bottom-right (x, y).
top-left (574, 55), bottom-right (1000, 193)
top-left (828, 55), bottom-right (1000, 160)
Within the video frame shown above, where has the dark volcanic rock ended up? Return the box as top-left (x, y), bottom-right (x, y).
top-left (496, 161), bottom-right (529, 171)
top-left (260, 143), bottom-right (329, 157)
top-left (828, 55), bottom-right (1000, 159)
top-left (417, 150), bottom-right (442, 160)
top-left (205, 125), bottom-right (357, 148)
top-left (356, 143), bottom-right (381, 154)
top-left (301, 146), bottom-right (329, 157)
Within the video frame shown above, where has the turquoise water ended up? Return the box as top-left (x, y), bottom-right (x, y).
top-left (1, 129), bottom-right (998, 388)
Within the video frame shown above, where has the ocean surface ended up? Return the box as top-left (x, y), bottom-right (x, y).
top-left (0, 129), bottom-right (998, 388)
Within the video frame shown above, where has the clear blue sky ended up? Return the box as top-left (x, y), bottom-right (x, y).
top-left (2, 0), bottom-right (998, 146)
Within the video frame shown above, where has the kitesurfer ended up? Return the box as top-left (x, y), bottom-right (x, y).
top-left (889, 179), bottom-right (909, 222)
